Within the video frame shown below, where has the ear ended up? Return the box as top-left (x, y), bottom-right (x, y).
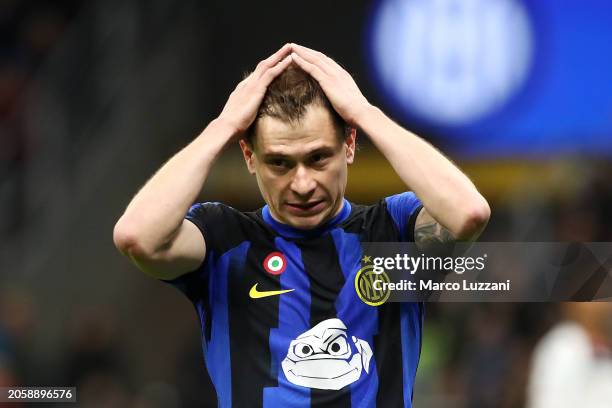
top-left (345, 127), bottom-right (357, 164)
top-left (239, 139), bottom-right (257, 174)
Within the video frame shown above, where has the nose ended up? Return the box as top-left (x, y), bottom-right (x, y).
top-left (290, 164), bottom-right (316, 198)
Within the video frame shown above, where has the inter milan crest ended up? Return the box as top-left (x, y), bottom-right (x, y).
top-left (263, 252), bottom-right (287, 275)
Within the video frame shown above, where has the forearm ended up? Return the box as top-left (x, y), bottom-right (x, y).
top-left (114, 118), bottom-right (234, 254)
top-left (286, 44), bottom-right (489, 239)
top-left (356, 105), bottom-right (489, 238)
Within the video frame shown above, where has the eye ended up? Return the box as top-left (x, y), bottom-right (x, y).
top-left (326, 335), bottom-right (349, 356)
top-left (271, 158), bottom-right (287, 167)
top-left (293, 343), bottom-right (314, 358)
top-left (309, 152), bottom-right (330, 167)
top-left (267, 158), bottom-right (291, 170)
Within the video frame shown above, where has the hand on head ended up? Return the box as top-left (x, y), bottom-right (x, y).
top-left (218, 43), bottom-right (371, 137)
top-left (218, 43), bottom-right (293, 135)
top-left (289, 43), bottom-right (371, 127)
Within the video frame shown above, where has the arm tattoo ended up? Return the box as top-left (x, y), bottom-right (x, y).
top-left (414, 210), bottom-right (456, 254)
top-left (414, 221), bottom-right (454, 246)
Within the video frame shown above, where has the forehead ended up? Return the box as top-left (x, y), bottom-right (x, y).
top-left (254, 104), bottom-right (342, 156)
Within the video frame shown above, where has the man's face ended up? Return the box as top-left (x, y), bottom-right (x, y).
top-left (240, 104), bottom-right (356, 230)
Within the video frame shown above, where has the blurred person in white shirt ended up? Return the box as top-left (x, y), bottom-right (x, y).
top-left (527, 302), bottom-right (612, 408)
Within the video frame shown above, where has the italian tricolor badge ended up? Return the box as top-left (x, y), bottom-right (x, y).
top-left (263, 252), bottom-right (287, 275)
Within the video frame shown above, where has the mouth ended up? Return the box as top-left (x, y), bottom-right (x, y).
top-left (285, 200), bottom-right (326, 216)
top-left (288, 366), bottom-right (358, 380)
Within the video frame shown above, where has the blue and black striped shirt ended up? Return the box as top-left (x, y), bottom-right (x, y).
top-left (167, 192), bottom-right (424, 408)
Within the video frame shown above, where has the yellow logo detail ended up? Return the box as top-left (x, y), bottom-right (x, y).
top-left (249, 283), bottom-right (295, 299)
top-left (355, 264), bottom-right (391, 306)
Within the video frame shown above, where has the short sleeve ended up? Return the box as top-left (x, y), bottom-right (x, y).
top-left (184, 201), bottom-right (249, 255)
top-left (184, 202), bottom-right (222, 253)
top-left (162, 267), bottom-right (207, 303)
top-left (162, 202), bottom-right (237, 302)
top-left (384, 192), bottom-right (423, 242)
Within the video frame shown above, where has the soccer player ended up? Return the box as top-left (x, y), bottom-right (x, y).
top-left (113, 43), bottom-right (490, 407)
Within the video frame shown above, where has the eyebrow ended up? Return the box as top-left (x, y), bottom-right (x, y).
top-left (322, 329), bottom-right (346, 344)
top-left (261, 146), bottom-right (336, 160)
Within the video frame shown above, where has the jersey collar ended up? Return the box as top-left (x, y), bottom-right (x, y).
top-left (262, 199), bottom-right (352, 239)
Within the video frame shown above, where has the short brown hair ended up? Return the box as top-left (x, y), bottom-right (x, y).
top-left (245, 63), bottom-right (348, 146)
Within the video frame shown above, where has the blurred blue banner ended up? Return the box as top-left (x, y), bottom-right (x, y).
top-left (366, 0), bottom-right (612, 157)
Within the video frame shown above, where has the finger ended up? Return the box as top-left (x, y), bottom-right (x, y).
top-left (235, 75), bottom-right (251, 90)
top-left (293, 43), bottom-right (348, 76)
top-left (290, 43), bottom-right (335, 75)
top-left (290, 43), bottom-right (333, 73)
top-left (259, 54), bottom-right (293, 86)
top-left (290, 52), bottom-right (328, 85)
top-left (254, 43), bottom-right (292, 78)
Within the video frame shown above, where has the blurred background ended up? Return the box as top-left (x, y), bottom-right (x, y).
top-left (1, 0), bottom-right (611, 407)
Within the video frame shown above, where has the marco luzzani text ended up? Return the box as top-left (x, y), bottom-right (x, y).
top-left (369, 253), bottom-right (511, 292)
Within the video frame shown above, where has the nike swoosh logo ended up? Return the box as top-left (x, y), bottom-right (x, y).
top-left (249, 283), bottom-right (295, 299)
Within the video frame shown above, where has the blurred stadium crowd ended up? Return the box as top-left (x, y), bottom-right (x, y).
top-left (1, 1), bottom-right (611, 407)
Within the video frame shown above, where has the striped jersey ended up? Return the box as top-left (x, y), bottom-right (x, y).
top-left (166, 192), bottom-right (424, 408)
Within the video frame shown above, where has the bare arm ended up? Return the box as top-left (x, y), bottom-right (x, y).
top-left (113, 119), bottom-right (231, 280)
top-left (354, 106), bottom-right (490, 244)
top-left (289, 44), bottom-right (490, 247)
top-left (113, 45), bottom-right (293, 280)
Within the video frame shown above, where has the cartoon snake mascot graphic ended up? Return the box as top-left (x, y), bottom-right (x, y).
top-left (281, 318), bottom-right (373, 390)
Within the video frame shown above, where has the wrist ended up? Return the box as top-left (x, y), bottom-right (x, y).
top-left (353, 103), bottom-right (381, 130)
top-left (192, 117), bottom-right (239, 161)
top-left (210, 116), bottom-right (241, 139)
